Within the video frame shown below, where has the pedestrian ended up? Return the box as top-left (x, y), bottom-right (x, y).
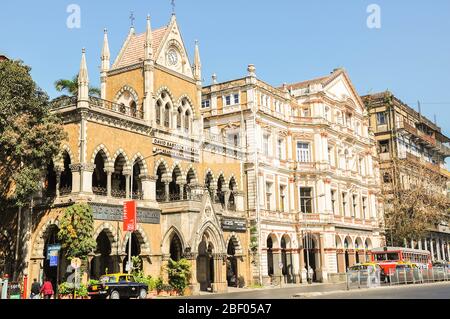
top-left (30, 279), bottom-right (41, 299)
top-left (40, 278), bottom-right (54, 299)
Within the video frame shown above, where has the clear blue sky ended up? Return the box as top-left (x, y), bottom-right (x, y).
top-left (1, 0), bottom-right (449, 167)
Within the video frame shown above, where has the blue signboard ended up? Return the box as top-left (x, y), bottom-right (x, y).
top-left (49, 255), bottom-right (58, 267)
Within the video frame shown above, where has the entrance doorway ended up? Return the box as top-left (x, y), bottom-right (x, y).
top-left (226, 240), bottom-right (238, 287)
top-left (42, 225), bottom-right (65, 290)
top-left (197, 239), bottom-right (214, 292)
top-left (123, 233), bottom-right (141, 273)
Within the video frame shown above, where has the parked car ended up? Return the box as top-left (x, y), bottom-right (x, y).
top-left (394, 262), bottom-right (423, 284)
top-left (348, 263), bottom-right (386, 285)
top-left (432, 261), bottom-right (449, 281)
top-left (88, 274), bottom-right (147, 299)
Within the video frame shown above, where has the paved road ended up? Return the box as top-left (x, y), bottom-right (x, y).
top-left (310, 282), bottom-right (450, 299)
top-left (186, 282), bottom-right (450, 299)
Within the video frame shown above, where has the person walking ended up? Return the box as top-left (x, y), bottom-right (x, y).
top-left (40, 278), bottom-right (54, 299)
top-left (30, 279), bottom-right (41, 299)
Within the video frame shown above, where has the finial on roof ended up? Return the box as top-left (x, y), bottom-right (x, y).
top-left (171, 0), bottom-right (176, 14)
top-left (78, 48), bottom-right (89, 100)
top-left (101, 28), bottom-right (110, 72)
top-left (193, 40), bottom-right (202, 81)
top-left (145, 15), bottom-right (153, 60)
top-left (212, 73), bottom-right (217, 84)
top-left (247, 64), bottom-right (256, 77)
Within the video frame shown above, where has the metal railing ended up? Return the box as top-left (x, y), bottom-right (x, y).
top-left (346, 267), bottom-right (450, 290)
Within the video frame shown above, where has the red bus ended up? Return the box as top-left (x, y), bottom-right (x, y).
top-left (370, 247), bottom-right (432, 274)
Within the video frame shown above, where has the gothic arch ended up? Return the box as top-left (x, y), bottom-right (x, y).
top-left (225, 233), bottom-right (243, 255)
top-left (228, 175), bottom-right (238, 190)
top-left (154, 158), bottom-right (169, 176)
top-left (114, 85), bottom-right (139, 104)
top-left (195, 222), bottom-right (226, 253)
top-left (204, 169), bottom-right (216, 182)
top-left (131, 153), bottom-right (149, 175)
top-left (59, 145), bottom-right (74, 164)
top-left (176, 94), bottom-right (194, 111)
top-left (161, 226), bottom-right (186, 254)
top-left (91, 144), bottom-right (112, 166)
top-left (155, 87), bottom-right (175, 103)
top-left (170, 162), bottom-right (184, 177)
top-left (93, 222), bottom-right (119, 252)
top-left (32, 219), bottom-right (60, 258)
top-left (121, 225), bottom-right (151, 255)
top-left (112, 149), bottom-right (131, 170)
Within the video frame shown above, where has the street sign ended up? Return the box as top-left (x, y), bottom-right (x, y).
top-left (49, 255), bottom-right (58, 267)
top-left (71, 258), bottom-right (82, 269)
top-left (123, 200), bottom-right (137, 232)
top-left (46, 244), bottom-right (61, 260)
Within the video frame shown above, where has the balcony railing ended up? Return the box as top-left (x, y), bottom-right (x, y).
top-left (89, 97), bottom-right (144, 120)
top-left (51, 96), bottom-right (77, 109)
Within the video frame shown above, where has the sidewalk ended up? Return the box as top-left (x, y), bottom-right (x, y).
top-left (196, 282), bottom-right (347, 297)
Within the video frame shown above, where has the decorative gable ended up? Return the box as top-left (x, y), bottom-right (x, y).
top-left (154, 17), bottom-right (194, 79)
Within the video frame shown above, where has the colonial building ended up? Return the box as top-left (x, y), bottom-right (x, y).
top-left (363, 92), bottom-right (450, 262)
top-left (21, 14), bottom-right (251, 295)
top-left (201, 67), bottom-right (384, 285)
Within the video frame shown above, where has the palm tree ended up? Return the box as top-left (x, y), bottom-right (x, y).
top-left (54, 74), bottom-right (101, 97)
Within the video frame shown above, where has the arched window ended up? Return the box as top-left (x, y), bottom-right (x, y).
top-left (164, 104), bottom-right (170, 128)
top-left (60, 151), bottom-right (72, 195)
top-left (156, 163), bottom-right (167, 202)
top-left (92, 151), bottom-right (107, 196)
top-left (130, 101), bottom-right (137, 117)
top-left (156, 100), bottom-right (162, 125)
top-left (184, 110), bottom-right (190, 133)
top-left (177, 107), bottom-right (182, 130)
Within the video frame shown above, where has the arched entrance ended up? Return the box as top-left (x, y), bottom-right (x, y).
top-left (266, 236), bottom-right (275, 276)
top-left (303, 234), bottom-right (318, 282)
top-left (42, 225), bottom-right (66, 290)
top-left (281, 235), bottom-right (293, 283)
top-left (123, 233), bottom-right (141, 272)
top-left (197, 238), bottom-right (214, 292)
top-left (226, 239), bottom-right (238, 287)
top-left (91, 230), bottom-right (115, 279)
top-left (170, 233), bottom-right (183, 262)
top-left (344, 237), bottom-right (351, 271)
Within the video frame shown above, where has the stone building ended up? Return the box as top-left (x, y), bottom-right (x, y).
top-left (21, 14), bottom-right (250, 295)
top-left (201, 67), bottom-right (384, 285)
top-left (363, 92), bottom-right (450, 262)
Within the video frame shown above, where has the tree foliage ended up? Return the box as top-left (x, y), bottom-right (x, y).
top-left (58, 203), bottom-right (96, 261)
top-left (0, 59), bottom-right (67, 207)
top-left (54, 74), bottom-right (100, 97)
top-left (383, 158), bottom-right (450, 245)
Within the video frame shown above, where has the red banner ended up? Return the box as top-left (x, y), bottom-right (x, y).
top-left (123, 200), bottom-right (137, 232)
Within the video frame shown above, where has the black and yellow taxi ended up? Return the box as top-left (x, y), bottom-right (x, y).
top-left (88, 273), bottom-right (147, 299)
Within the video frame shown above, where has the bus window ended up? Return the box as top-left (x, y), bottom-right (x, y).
top-left (386, 253), bottom-right (399, 261)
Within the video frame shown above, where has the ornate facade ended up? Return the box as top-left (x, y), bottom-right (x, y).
top-left (24, 15), bottom-right (250, 295)
top-left (202, 67), bottom-right (384, 284)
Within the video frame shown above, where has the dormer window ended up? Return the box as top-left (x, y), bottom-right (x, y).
top-left (202, 99), bottom-right (210, 108)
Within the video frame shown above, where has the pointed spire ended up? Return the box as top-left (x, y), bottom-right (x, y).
top-left (101, 28), bottom-right (110, 72)
top-left (145, 15), bottom-right (153, 60)
top-left (193, 40), bottom-right (202, 81)
top-left (78, 48), bottom-right (89, 100)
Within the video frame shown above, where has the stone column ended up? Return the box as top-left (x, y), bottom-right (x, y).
top-left (437, 238), bottom-right (442, 261)
top-left (70, 163), bottom-right (95, 194)
top-left (140, 175), bottom-right (156, 201)
top-left (55, 169), bottom-right (62, 197)
top-left (348, 250), bottom-right (356, 267)
top-left (318, 234), bottom-right (327, 282)
top-left (418, 239), bottom-right (423, 250)
top-left (430, 237), bottom-right (435, 261)
top-left (177, 177), bottom-right (186, 200)
top-left (337, 251), bottom-right (346, 273)
top-left (424, 238), bottom-right (428, 251)
top-left (440, 238), bottom-right (446, 261)
top-left (299, 248), bottom-right (306, 283)
top-left (105, 166), bottom-right (114, 198)
top-left (292, 249), bottom-right (300, 283)
top-left (123, 169), bottom-right (131, 199)
top-left (209, 181), bottom-right (218, 203)
top-left (358, 250), bottom-right (366, 264)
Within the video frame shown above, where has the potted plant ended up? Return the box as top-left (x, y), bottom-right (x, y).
top-left (155, 277), bottom-right (165, 296)
top-left (167, 259), bottom-right (192, 296)
top-left (58, 282), bottom-right (73, 299)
